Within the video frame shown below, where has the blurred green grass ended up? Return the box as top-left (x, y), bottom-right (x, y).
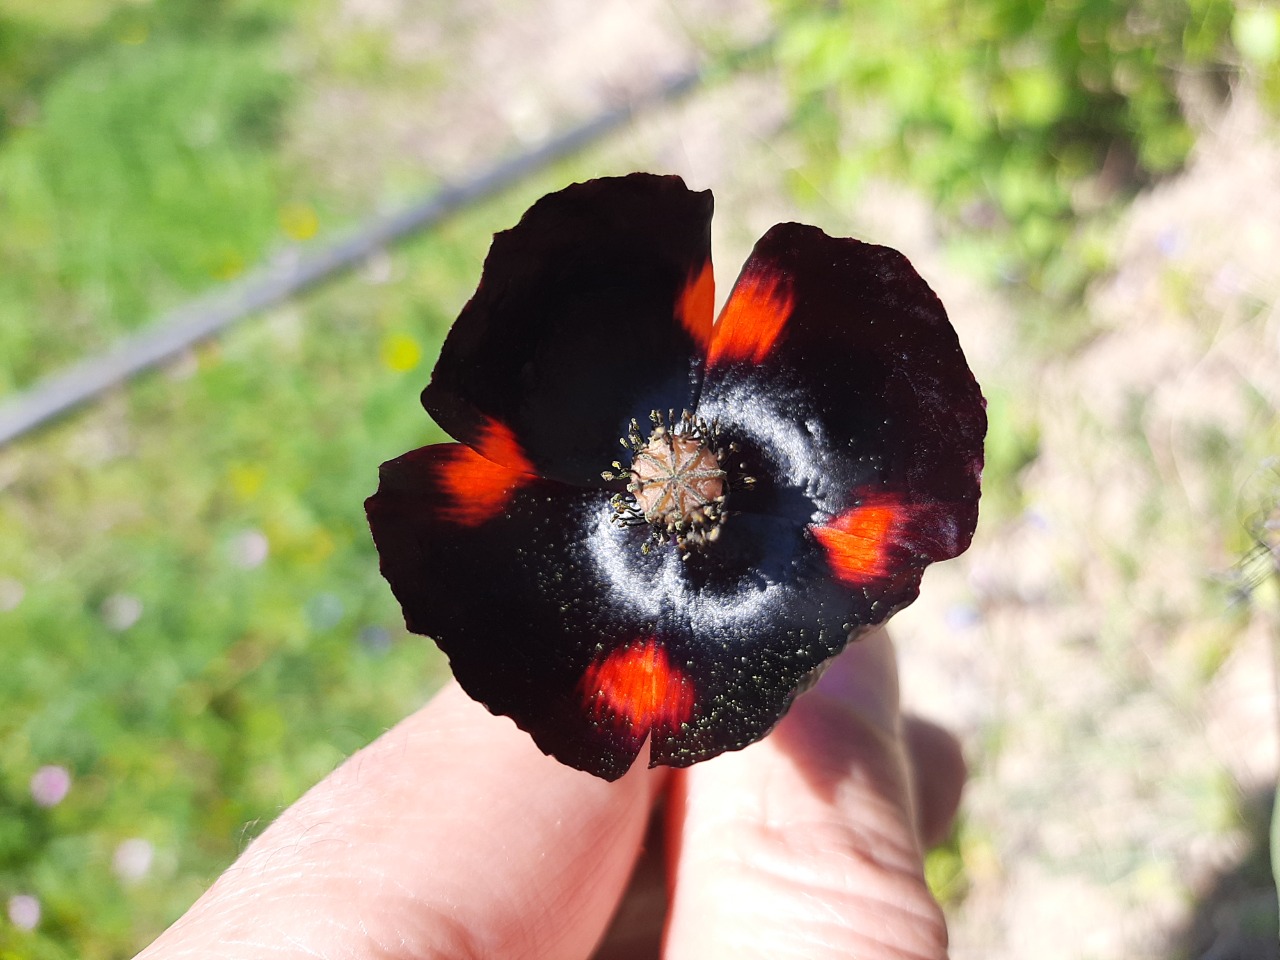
top-left (774, 0), bottom-right (1250, 306)
top-left (0, 2), bottom-right (474, 954)
top-left (0, 1), bottom-right (296, 389)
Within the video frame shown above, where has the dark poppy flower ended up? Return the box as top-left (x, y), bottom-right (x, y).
top-left (366, 173), bottom-right (985, 781)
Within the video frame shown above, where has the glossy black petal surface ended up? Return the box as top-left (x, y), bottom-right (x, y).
top-left (423, 174), bottom-right (715, 484)
top-left (586, 509), bottom-right (889, 768)
top-left (699, 223), bottom-right (985, 575)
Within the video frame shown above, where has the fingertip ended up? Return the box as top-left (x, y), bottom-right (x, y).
top-left (807, 632), bottom-right (968, 849)
top-left (903, 716), bottom-right (967, 850)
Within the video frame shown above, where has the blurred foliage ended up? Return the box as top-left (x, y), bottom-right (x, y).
top-left (1234, 4), bottom-right (1280, 102)
top-left (0, 0), bottom-right (480, 954)
top-left (771, 0), bottom-right (1267, 301)
top-left (0, 0), bottom-right (292, 390)
top-left (0, 0), bottom-right (287, 147)
top-left (0, 264), bottom-right (459, 954)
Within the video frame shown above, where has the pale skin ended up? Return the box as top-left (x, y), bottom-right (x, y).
top-left (134, 628), bottom-right (965, 960)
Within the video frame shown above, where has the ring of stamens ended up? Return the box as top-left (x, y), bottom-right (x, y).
top-left (605, 411), bottom-right (745, 556)
top-left (631, 429), bottom-right (724, 525)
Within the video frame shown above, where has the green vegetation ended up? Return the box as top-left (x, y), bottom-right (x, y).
top-left (773, 0), bottom-right (1255, 300)
top-left (0, 2), bottom-right (469, 954)
top-left (0, 1), bottom-right (293, 388)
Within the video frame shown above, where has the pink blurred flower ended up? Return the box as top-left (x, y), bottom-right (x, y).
top-left (112, 838), bottom-right (155, 883)
top-left (228, 529), bottom-right (269, 569)
top-left (29, 765), bottom-right (71, 808)
top-left (7, 894), bottom-right (40, 930)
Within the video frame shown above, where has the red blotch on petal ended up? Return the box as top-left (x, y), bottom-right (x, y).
top-left (580, 639), bottom-right (695, 742)
top-left (677, 259), bottom-right (715, 350)
top-left (812, 494), bottom-right (908, 585)
top-left (473, 417), bottom-right (534, 475)
top-left (706, 269), bottom-right (794, 367)
top-left (437, 420), bottom-right (534, 525)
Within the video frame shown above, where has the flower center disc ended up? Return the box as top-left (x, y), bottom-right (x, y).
top-left (629, 429), bottom-right (726, 527)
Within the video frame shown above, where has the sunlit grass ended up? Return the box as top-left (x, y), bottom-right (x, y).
top-left (0, 7), bottom-right (606, 942)
top-left (0, 35), bottom-right (287, 389)
top-left (0, 3), bottom-right (467, 953)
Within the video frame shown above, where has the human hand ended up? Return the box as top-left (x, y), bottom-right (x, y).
top-left (134, 627), bottom-right (965, 959)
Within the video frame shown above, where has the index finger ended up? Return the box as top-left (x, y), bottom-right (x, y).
top-left (135, 682), bottom-right (663, 960)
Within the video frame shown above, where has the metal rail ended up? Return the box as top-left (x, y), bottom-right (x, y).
top-left (0, 67), bottom-right (705, 448)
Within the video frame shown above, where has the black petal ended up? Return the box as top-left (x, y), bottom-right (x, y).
top-left (423, 174), bottom-right (715, 484)
top-left (698, 223), bottom-right (986, 568)
top-left (368, 205), bottom-right (988, 782)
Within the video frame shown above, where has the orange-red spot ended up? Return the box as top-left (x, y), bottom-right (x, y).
top-left (472, 417), bottom-right (534, 475)
top-left (437, 419), bottom-right (534, 526)
top-left (677, 259), bottom-right (715, 350)
top-left (812, 494), bottom-right (908, 584)
top-left (706, 269), bottom-right (794, 367)
top-left (580, 639), bottom-right (694, 742)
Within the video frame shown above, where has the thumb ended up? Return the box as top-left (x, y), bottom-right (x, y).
top-left (661, 628), bottom-right (955, 960)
